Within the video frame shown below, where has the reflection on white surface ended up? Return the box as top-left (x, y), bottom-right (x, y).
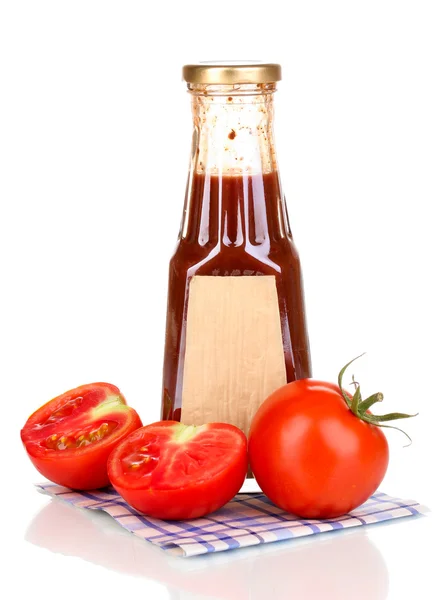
top-left (26, 497), bottom-right (389, 600)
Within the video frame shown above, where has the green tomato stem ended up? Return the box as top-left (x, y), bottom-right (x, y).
top-left (338, 354), bottom-right (418, 445)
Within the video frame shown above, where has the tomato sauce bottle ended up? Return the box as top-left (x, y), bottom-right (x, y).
top-left (161, 62), bottom-right (312, 437)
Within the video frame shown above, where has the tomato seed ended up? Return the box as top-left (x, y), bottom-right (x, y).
top-left (43, 421), bottom-right (117, 451)
top-left (44, 396), bottom-right (83, 425)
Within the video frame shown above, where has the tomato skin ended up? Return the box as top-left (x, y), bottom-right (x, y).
top-left (25, 438), bottom-right (117, 490)
top-left (21, 383), bottom-right (143, 490)
top-left (108, 421), bottom-right (248, 520)
top-left (248, 379), bottom-right (389, 518)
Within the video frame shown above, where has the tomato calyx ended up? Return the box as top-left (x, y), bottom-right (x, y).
top-left (338, 353), bottom-right (418, 445)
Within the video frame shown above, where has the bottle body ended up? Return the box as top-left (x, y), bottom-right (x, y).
top-left (161, 79), bottom-right (311, 435)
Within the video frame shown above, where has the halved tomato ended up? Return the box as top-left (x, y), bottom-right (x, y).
top-left (21, 382), bottom-right (142, 490)
top-left (107, 421), bottom-right (248, 519)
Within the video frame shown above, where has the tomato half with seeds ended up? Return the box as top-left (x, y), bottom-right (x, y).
top-left (108, 421), bottom-right (248, 519)
top-left (21, 382), bottom-right (143, 490)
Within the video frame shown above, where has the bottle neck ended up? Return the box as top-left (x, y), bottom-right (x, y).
top-left (180, 83), bottom-right (291, 247)
top-left (189, 83), bottom-right (278, 176)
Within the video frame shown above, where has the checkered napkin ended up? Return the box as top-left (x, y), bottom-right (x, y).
top-left (37, 483), bottom-right (428, 558)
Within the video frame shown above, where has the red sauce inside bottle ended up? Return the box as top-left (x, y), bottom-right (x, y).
top-left (162, 170), bottom-right (312, 421)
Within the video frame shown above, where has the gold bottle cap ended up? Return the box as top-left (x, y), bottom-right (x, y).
top-left (182, 61), bottom-right (282, 85)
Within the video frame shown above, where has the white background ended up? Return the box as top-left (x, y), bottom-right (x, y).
top-left (1, 1), bottom-right (444, 599)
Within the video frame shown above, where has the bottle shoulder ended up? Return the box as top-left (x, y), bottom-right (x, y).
top-left (170, 237), bottom-right (300, 278)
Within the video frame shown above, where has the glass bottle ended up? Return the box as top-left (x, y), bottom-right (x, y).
top-left (161, 62), bottom-right (311, 437)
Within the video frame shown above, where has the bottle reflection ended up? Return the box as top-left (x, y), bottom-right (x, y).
top-left (26, 498), bottom-right (389, 600)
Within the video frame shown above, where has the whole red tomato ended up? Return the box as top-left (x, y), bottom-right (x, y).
top-left (248, 359), bottom-right (416, 519)
top-left (21, 382), bottom-right (142, 490)
top-left (249, 380), bottom-right (389, 518)
top-left (108, 421), bottom-right (248, 519)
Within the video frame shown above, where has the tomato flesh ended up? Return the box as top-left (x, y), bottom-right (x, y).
top-left (248, 379), bottom-right (389, 519)
top-left (40, 395), bottom-right (84, 426)
top-left (108, 421), bottom-right (248, 519)
top-left (42, 421), bottom-right (119, 450)
top-left (21, 383), bottom-right (143, 490)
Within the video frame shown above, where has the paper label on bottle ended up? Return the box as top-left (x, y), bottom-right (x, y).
top-left (181, 276), bottom-right (287, 436)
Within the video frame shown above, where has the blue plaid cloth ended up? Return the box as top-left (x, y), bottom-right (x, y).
top-left (37, 483), bottom-right (428, 557)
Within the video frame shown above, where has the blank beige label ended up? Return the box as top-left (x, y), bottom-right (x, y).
top-left (181, 276), bottom-right (287, 436)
